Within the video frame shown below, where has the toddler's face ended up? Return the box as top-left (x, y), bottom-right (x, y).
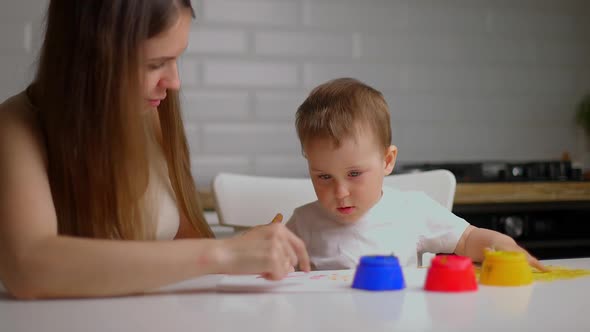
top-left (304, 131), bottom-right (396, 224)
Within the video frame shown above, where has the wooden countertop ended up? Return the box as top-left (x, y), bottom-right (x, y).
top-left (454, 181), bottom-right (590, 204)
top-left (198, 181), bottom-right (590, 210)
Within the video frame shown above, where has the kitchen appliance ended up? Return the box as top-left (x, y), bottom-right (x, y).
top-left (397, 160), bottom-right (582, 183)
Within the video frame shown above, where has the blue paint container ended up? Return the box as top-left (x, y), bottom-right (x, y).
top-left (352, 255), bottom-right (406, 291)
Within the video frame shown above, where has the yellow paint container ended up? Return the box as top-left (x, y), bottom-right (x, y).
top-left (480, 251), bottom-right (533, 286)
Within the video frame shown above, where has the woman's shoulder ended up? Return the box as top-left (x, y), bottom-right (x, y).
top-left (0, 90), bottom-right (47, 162)
top-left (0, 90), bottom-right (39, 127)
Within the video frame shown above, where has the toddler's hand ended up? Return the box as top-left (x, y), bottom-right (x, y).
top-left (487, 241), bottom-right (548, 272)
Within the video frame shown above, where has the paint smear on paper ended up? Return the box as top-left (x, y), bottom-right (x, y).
top-left (474, 265), bottom-right (590, 282)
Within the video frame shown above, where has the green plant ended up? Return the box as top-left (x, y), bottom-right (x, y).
top-left (577, 93), bottom-right (590, 137)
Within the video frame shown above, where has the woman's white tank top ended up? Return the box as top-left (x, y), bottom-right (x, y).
top-left (143, 117), bottom-right (180, 240)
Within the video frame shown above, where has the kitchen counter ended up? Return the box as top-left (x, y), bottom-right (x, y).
top-left (454, 181), bottom-right (590, 205)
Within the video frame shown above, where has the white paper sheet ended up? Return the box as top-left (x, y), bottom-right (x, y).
top-left (216, 270), bottom-right (355, 292)
top-left (216, 268), bottom-right (428, 293)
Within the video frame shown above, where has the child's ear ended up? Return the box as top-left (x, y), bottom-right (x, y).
top-left (384, 145), bottom-right (397, 175)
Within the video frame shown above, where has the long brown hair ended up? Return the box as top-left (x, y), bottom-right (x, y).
top-left (31, 0), bottom-right (213, 239)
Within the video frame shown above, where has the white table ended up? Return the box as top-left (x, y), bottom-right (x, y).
top-left (1, 258), bottom-right (588, 332)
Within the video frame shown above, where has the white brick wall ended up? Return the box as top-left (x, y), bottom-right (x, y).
top-left (204, 60), bottom-right (298, 87)
top-left (203, 0), bottom-right (300, 27)
top-left (302, 1), bottom-right (409, 31)
top-left (187, 28), bottom-right (248, 54)
top-left (1, 0), bottom-right (589, 191)
top-left (255, 31), bottom-right (354, 57)
top-left (201, 123), bottom-right (299, 154)
top-left (254, 91), bottom-right (307, 120)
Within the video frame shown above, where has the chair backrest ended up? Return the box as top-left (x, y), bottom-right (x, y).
top-left (212, 173), bottom-right (317, 229)
top-left (385, 169), bottom-right (457, 267)
top-left (212, 169), bottom-right (456, 229)
top-left (383, 169), bottom-right (456, 210)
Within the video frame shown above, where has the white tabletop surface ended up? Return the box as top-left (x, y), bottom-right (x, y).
top-left (1, 257), bottom-right (589, 332)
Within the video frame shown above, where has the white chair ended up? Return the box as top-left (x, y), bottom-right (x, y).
top-left (385, 169), bottom-right (457, 266)
top-left (383, 169), bottom-right (456, 211)
top-left (212, 173), bottom-right (317, 230)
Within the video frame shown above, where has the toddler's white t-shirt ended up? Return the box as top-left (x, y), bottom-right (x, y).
top-left (286, 186), bottom-right (469, 270)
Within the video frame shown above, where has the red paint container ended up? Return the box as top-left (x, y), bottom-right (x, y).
top-left (424, 255), bottom-right (478, 292)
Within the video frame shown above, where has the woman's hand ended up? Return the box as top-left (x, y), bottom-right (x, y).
top-left (214, 216), bottom-right (311, 280)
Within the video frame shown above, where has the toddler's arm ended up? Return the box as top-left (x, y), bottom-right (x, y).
top-left (455, 225), bottom-right (547, 272)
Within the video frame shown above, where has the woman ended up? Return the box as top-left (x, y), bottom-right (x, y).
top-left (0, 0), bottom-right (309, 299)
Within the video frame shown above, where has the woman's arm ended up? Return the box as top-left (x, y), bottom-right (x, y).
top-left (0, 106), bottom-right (309, 299)
top-left (3, 236), bottom-right (223, 299)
